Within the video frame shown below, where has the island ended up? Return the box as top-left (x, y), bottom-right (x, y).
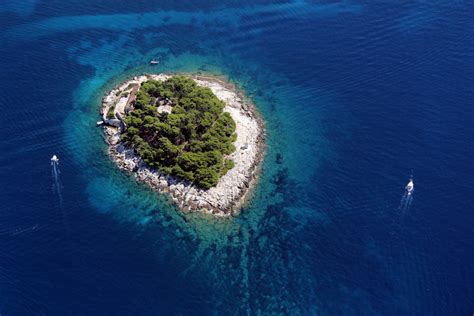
top-left (99, 74), bottom-right (265, 217)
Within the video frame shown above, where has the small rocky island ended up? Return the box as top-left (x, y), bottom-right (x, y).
top-left (100, 74), bottom-right (265, 216)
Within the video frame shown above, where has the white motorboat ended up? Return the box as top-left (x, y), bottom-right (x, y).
top-left (405, 178), bottom-right (414, 195)
top-left (51, 155), bottom-right (59, 165)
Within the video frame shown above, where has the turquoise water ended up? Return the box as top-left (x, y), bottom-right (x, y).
top-left (1, 1), bottom-right (473, 314)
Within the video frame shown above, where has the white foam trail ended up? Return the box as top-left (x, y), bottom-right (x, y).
top-left (406, 194), bottom-right (413, 210)
top-left (51, 159), bottom-right (63, 209)
top-left (398, 190), bottom-right (413, 213)
top-left (7, 224), bottom-right (40, 237)
top-left (0, 224), bottom-right (41, 237)
top-left (398, 191), bottom-right (407, 210)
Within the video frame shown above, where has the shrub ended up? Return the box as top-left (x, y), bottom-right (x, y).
top-left (121, 76), bottom-right (237, 188)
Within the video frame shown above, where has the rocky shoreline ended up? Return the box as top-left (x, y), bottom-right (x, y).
top-left (99, 73), bottom-right (265, 217)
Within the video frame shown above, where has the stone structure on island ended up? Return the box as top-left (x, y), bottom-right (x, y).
top-left (100, 74), bottom-right (265, 217)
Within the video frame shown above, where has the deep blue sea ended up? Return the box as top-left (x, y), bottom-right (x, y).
top-left (1, 1), bottom-right (473, 315)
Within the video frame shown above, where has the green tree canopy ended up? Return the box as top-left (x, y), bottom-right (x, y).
top-left (122, 76), bottom-right (237, 189)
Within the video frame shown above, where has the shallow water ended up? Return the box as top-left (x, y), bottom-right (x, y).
top-left (1, 1), bottom-right (473, 315)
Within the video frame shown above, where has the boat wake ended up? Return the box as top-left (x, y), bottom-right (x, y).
top-left (51, 155), bottom-right (63, 209)
top-left (0, 224), bottom-right (40, 237)
top-left (399, 176), bottom-right (414, 212)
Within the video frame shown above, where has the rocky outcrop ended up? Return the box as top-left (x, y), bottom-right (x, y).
top-left (100, 74), bottom-right (265, 217)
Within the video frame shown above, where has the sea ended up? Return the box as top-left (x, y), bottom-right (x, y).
top-left (0, 1), bottom-right (473, 315)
